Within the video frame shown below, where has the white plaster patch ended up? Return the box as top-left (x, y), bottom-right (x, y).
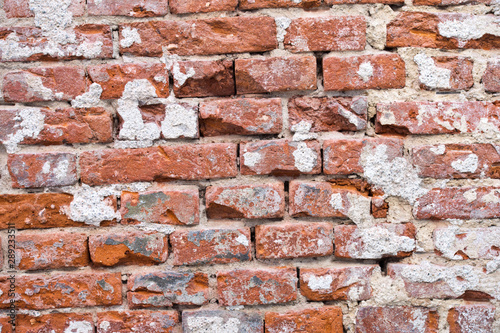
top-left (64, 320), bottom-right (93, 333)
top-left (307, 275), bottom-right (333, 291)
top-left (378, 111), bottom-right (396, 125)
top-left (438, 16), bottom-right (500, 46)
top-left (292, 142), bottom-right (317, 172)
top-left (430, 145), bottom-right (446, 155)
top-left (186, 316), bottom-right (240, 333)
top-left (3, 108), bottom-right (45, 153)
top-left (329, 193), bottom-right (343, 210)
top-left (434, 227), bottom-right (500, 261)
top-left (275, 17), bottom-right (292, 44)
top-left (291, 120), bottom-right (318, 141)
top-left (487, 259), bottom-right (500, 274)
top-left (235, 234), bottom-right (249, 246)
top-left (481, 190), bottom-right (500, 204)
top-left (414, 53), bottom-right (451, 89)
top-left (99, 321), bottom-right (110, 332)
top-left (120, 27), bottom-right (142, 48)
top-left (347, 226), bottom-right (415, 259)
top-left (338, 105), bottom-right (365, 130)
top-left (242, 152), bottom-right (261, 168)
top-left (161, 102), bottom-right (198, 139)
top-left (71, 83), bottom-right (102, 108)
top-left (451, 154), bottom-right (478, 173)
top-left (344, 192), bottom-right (374, 226)
top-left (463, 189), bottom-right (477, 203)
top-left (357, 62), bottom-right (374, 82)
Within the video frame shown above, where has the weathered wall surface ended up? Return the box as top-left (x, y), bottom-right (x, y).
top-left (0, 0), bottom-right (499, 331)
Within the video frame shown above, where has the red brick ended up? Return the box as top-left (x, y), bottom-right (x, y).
top-left (88, 0), bottom-right (168, 17)
top-left (8, 152), bottom-right (77, 188)
top-left (265, 307), bottom-right (343, 333)
top-left (4, 0), bottom-right (84, 18)
top-left (323, 137), bottom-right (403, 175)
top-left (448, 304), bottom-right (496, 333)
top-left (239, 0), bottom-right (321, 9)
top-left (434, 227), bottom-right (500, 260)
top-left (120, 187), bottom-right (199, 226)
top-left (97, 311), bottom-right (179, 333)
top-left (289, 180), bottom-right (371, 218)
top-left (235, 56), bottom-right (316, 94)
top-left (0, 318), bottom-right (13, 333)
top-left (173, 60), bottom-right (234, 98)
top-left (170, 0), bottom-right (237, 13)
top-left (412, 144), bottom-right (500, 179)
top-left (323, 54), bottom-right (405, 91)
top-left (87, 63), bottom-right (169, 99)
top-left (119, 17), bottom-right (277, 56)
top-left (127, 271), bottom-right (209, 308)
top-left (200, 98), bottom-right (282, 136)
top-left (483, 59), bottom-right (500, 92)
top-left (376, 102), bottom-right (500, 135)
top-left (414, 187), bottom-right (500, 220)
top-left (240, 140), bottom-right (321, 176)
top-left (356, 306), bottom-right (439, 333)
top-left (206, 183), bottom-right (285, 219)
top-left (256, 222), bottom-right (333, 259)
top-left (284, 17), bottom-right (366, 52)
top-left (387, 12), bottom-right (500, 50)
top-left (170, 228), bottom-right (252, 265)
top-left (300, 266), bottom-right (376, 301)
top-left (89, 231), bottom-right (168, 266)
top-left (0, 272), bottom-right (121, 309)
top-left (414, 0), bottom-right (491, 4)
top-left (16, 232), bottom-right (89, 271)
top-left (415, 55), bottom-right (473, 91)
top-left (288, 96), bottom-right (367, 132)
top-left (327, 0), bottom-right (403, 3)
top-left (183, 310), bottom-right (263, 333)
top-left (0, 193), bottom-right (117, 230)
top-left (335, 223), bottom-right (416, 259)
top-left (0, 25), bottom-right (113, 62)
top-left (217, 268), bottom-right (297, 306)
top-left (16, 313), bottom-right (93, 333)
top-left (80, 143), bottom-right (237, 185)
top-left (3, 67), bottom-right (87, 103)
top-left (388, 262), bottom-right (498, 300)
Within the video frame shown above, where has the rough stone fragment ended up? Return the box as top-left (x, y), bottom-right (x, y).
top-left (200, 98), bottom-right (282, 136)
top-left (8, 152), bottom-right (77, 188)
top-left (183, 310), bottom-right (263, 333)
top-left (88, 0), bottom-right (168, 17)
top-left (265, 307), bottom-right (343, 333)
top-left (97, 311), bottom-right (179, 333)
top-left (356, 306), bottom-right (439, 333)
top-left (206, 183), bottom-right (285, 219)
top-left (323, 54), bottom-right (406, 91)
top-left (217, 268), bottom-right (297, 306)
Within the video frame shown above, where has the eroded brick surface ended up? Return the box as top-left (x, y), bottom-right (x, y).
top-left (97, 311), bottom-right (179, 333)
top-left (183, 310), bottom-right (263, 333)
top-left (16, 313), bottom-right (94, 333)
top-left (356, 306), bottom-right (439, 333)
top-left (88, 0), bottom-right (168, 17)
top-left (434, 227), bottom-right (500, 260)
top-left (265, 307), bottom-right (343, 333)
top-left (448, 304), bottom-right (496, 333)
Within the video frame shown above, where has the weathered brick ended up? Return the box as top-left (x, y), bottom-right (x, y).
top-left (434, 227), bottom-right (500, 260)
top-left (127, 271), bottom-right (209, 308)
top-left (356, 307), bottom-right (439, 333)
top-left (206, 183), bottom-right (285, 219)
top-left (239, 0), bottom-right (321, 9)
top-left (255, 222), bottom-right (333, 259)
top-left (120, 187), bottom-right (199, 225)
top-left (414, 54), bottom-right (473, 91)
top-left (16, 313), bottom-right (94, 333)
top-left (335, 223), bottom-right (416, 259)
top-left (323, 137), bottom-right (403, 175)
top-left (119, 17), bottom-right (277, 56)
top-left (412, 144), bottom-right (500, 179)
top-left (323, 54), bottom-right (405, 91)
top-left (217, 268), bottom-right (297, 306)
top-left (327, 0), bottom-right (403, 3)
top-left (8, 152), bottom-right (78, 188)
top-left (170, 0), bottom-right (237, 13)
top-left (200, 98), bottom-right (282, 136)
top-left (173, 60), bottom-right (235, 98)
top-left (97, 311), bottom-right (179, 333)
top-left (88, 0), bottom-right (168, 17)
top-left (376, 102), bottom-right (500, 135)
top-left (0, 193), bottom-right (117, 230)
top-left (388, 262), bottom-right (500, 300)
top-left (240, 140), bottom-right (321, 176)
top-left (387, 12), bottom-right (500, 50)
top-left (414, 187), bottom-right (500, 220)
top-left (183, 310), bottom-right (263, 333)
top-left (300, 266), bottom-right (376, 301)
top-left (414, 0), bottom-right (491, 4)
top-left (284, 17), bottom-right (365, 52)
top-left (235, 56), bottom-right (316, 94)
top-left (170, 228), bottom-right (252, 265)
top-left (0, 272), bottom-right (121, 309)
top-left (483, 59), bottom-right (500, 92)
top-left (0, 25), bottom-right (113, 62)
top-left (3, 67), bottom-right (87, 103)
top-left (265, 307), bottom-right (343, 333)
top-left (80, 143), bottom-right (237, 185)
top-left (288, 96), bottom-right (367, 132)
top-left (16, 232), bottom-right (89, 271)
top-left (4, 0), bottom-right (84, 18)
top-left (87, 63), bottom-right (169, 99)
top-left (448, 304), bottom-right (496, 333)
top-left (0, 318), bottom-right (13, 333)
top-left (89, 231), bottom-right (168, 266)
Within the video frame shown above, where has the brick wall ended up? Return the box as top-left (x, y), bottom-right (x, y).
top-left (0, 0), bottom-right (499, 332)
